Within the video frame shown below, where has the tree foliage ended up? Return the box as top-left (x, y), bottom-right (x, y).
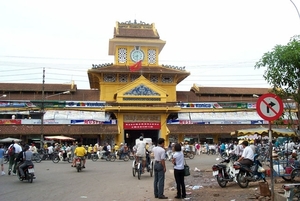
top-left (255, 35), bottom-right (300, 103)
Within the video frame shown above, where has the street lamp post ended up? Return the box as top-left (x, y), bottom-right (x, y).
top-left (45, 91), bottom-right (70, 99)
top-left (41, 68), bottom-right (45, 148)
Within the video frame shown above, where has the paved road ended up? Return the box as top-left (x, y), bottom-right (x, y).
top-left (0, 154), bottom-right (219, 201)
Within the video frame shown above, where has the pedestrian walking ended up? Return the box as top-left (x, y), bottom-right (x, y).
top-left (0, 144), bottom-right (5, 175)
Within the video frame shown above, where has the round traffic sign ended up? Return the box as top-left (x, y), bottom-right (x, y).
top-left (256, 93), bottom-right (284, 121)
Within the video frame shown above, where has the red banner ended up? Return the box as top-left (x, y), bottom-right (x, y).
top-left (0, 119), bottom-right (21, 124)
top-left (124, 122), bottom-right (161, 130)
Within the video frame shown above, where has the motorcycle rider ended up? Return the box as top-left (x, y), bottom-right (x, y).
top-left (19, 144), bottom-right (34, 178)
top-left (236, 141), bottom-right (254, 166)
top-left (118, 143), bottom-right (124, 159)
top-left (72, 143), bottom-right (87, 168)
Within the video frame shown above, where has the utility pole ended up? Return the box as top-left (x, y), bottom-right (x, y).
top-left (41, 68), bottom-right (45, 148)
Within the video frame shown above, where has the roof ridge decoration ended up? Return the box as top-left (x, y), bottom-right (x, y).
top-left (124, 84), bottom-right (160, 96)
top-left (118, 20), bottom-right (153, 29)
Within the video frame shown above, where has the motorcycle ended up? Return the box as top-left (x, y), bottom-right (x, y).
top-left (75, 157), bottom-right (83, 172)
top-left (17, 163), bottom-right (36, 183)
top-left (212, 154), bottom-right (238, 187)
top-left (115, 150), bottom-right (130, 161)
top-left (233, 154), bottom-right (266, 188)
top-left (91, 151), bottom-right (116, 162)
top-left (31, 153), bottom-right (42, 163)
top-left (52, 151), bottom-right (72, 163)
top-left (183, 150), bottom-right (195, 159)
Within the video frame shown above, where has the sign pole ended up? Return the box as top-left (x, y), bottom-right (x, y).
top-left (269, 121), bottom-right (274, 201)
top-left (256, 93), bottom-right (284, 201)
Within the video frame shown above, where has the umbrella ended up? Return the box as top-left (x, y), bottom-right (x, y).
top-left (0, 137), bottom-right (22, 143)
top-left (231, 127), bottom-right (297, 137)
top-left (44, 136), bottom-right (75, 141)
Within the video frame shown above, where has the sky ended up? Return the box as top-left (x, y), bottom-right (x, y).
top-left (1, 0), bottom-right (300, 91)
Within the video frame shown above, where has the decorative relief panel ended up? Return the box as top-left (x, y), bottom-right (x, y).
top-left (150, 75), bottom-right (158, 83)
top-left (130, 75), bottom-right (139, 82)
top-left (161, 76), bottom-right (173, 83)
top-left (148, 49), bottom-right (156, 64)
top-left (124, 84), bottom-right (160, 96)
top-left (119, 74), bottom-right (128, 83)
top-left (118, 48), bottom-right (127, 63)
top-left (104, 74), bottom-right (116, 82)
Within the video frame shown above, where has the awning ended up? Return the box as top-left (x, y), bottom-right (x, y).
top-left (231, 127), bottom-right (297, 137)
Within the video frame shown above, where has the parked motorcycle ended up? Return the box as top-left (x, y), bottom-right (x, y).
top-left (212, 154), bottom-right (238, 187)
top-left (233, 154), bottom-right (266, 188)
top-left (91, 151), bottom-right (116, 162)
top-left (17, 163), bottom-right (36, 183)
top-left (31, 153), bottom-right (42, 163)
top-left (183, 150), bottom-right (195, 159)
top-left (75, 157), bottom-right (83, 172)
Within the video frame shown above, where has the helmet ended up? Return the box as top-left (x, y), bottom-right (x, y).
top-left (139, 136), bottom-right (143, 140)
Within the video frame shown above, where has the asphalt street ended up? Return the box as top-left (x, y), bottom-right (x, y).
top-left (0, 154), bottom-right (219, 201)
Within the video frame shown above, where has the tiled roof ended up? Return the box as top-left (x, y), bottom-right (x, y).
top-left (115, 28), bottom-right (159, 39)
top-left (0, 83), bottom-right (77, 92)
top-left (191, 86), bottom-right (270, 95)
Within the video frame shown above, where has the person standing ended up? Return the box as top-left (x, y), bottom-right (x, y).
top-left (152, 138), bottom-right (168, 199)
top-left (172, 143), bottom-right (186, 199)
top-left (0, 144), bottom-right (5, 175)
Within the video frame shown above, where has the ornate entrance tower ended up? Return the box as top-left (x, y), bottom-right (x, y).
top-left (87, 20), bottom-right (190, 146)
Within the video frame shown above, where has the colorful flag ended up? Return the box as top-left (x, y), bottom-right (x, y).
top-left (129, 60), bottom-right (142, 72)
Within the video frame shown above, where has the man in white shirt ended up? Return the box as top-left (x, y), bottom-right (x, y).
top-left (9, 141), bottom-right (22, 176)
top-left (136, 136), bottom-right (146, 172)
top-left (236, 141), bottom-right (254, 166)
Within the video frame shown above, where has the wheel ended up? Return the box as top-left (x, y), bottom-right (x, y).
top-left (150, 162), bottom-right (153, 177)
top-left (236, 171), bottom-right (249, 188)
top-left (189, 153), bottom-right (195, 159)
top-left (132, 168), bottom-right (136, 177)
top-left (35, 155), bottom-right (42, 163)
top-left (67, 157), bottom-right (72, 163)
top-left (91, 155), bottom-right (98, 162)
top-left (216, 175), bottom-right (228, 188)
top-left (137, 163), bottom-right (141, 180)
top-left (77, 165), bottom-right (81, 172)
top-left (221, 153), bottom-right (227, 159)
top-left (282, 173), bottom-right (293, 181)
top-left (129, 155), bottom-right (134, 160)
top-left (123, 155), bottom-right (129, 162)
top-left (110, 155), bottom-right (116, 162)
top-left (52, 156), bottom-right (59, 163)
top-left (28, 173), bottom-right (33, 183)
top-left (291, 168), bottom-right (300, 181)
top-left (4, 157), bottom-right (8, 164)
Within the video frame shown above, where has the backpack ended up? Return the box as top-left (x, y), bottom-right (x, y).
top-left (8, 144), bottom-right (15, 156)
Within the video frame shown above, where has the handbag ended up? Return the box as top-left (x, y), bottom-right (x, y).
top-left (184, 159), bottom-right (190, 176)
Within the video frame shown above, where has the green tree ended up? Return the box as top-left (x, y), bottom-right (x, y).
top-left (255, 35), bottom-right (300, 130)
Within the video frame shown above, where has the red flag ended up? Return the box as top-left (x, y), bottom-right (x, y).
top-left (129, 60), bottom-right (142, 72)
